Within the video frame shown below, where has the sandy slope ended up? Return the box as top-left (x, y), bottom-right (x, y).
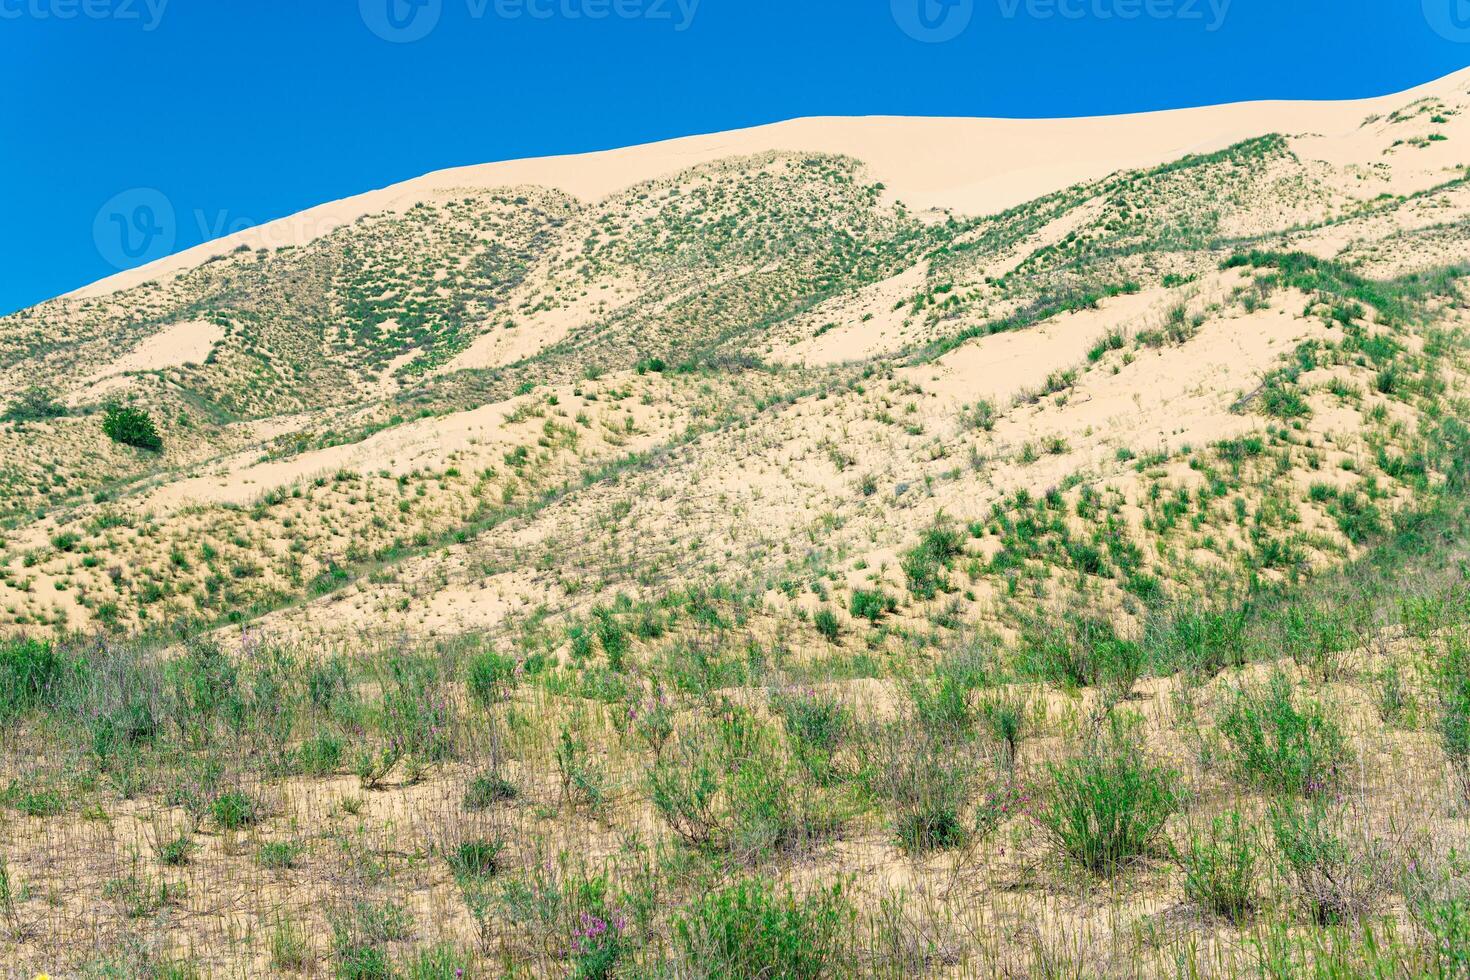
top-left (70, 68), bottom-right (1470, 302)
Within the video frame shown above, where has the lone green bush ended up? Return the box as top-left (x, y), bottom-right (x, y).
top-left (102, 403), bottom-right (163, 452)
top-left (673, 878), bottom-right (854, 979)
top-left (1217, 670), bottom-right (1346, 796)
top-left (1036, 722), bottom-right (1180, 875)
top-left (1173, 810), bottom-right (1260, 923)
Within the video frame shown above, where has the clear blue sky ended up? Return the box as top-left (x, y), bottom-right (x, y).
top-left (1, 0), bottom-right (1463, 316)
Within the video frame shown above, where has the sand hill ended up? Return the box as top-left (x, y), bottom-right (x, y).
top-left (2, 68), bottom-right (1470, 977)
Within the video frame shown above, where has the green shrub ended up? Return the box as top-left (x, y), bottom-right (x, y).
top-left (813, 608), bottom-right (840, 642)
top-left (334, 939), bottom-right (391, 979)
top-left (1036, 722), bottom-right (1180, 875)
top-left (1173, 811), bottom-right (1259, 923)
top-left (977, 689), bottom-right (1030, 770)
top-left (901, 523), bottom-right (963, 600)
top-left (961, 400), bottom-right (997, 431)
top-left (102, 403), bottom-right (163, 452)
top-left (257, 841), bottom-right (303, 870)
top-left (402, 944), bottom-right (473, 980)
top-left (1261, 379), bottom-right (1311, 420)
top-left (466, 648), bottom-right (517, 705)
top-left (307, 657), bottom-right (351, 712)
top-left (1435, 635), bottom-right (1470, 801)
top-left (9, 787), bottom-right (64, 818)
top-left (555, 727), bottom-right (607, 812)
top-left (594, 607), bottom-right (629, 670)
top-left (1269, 799), bottom-right (1382, 924)
top-left (297, 730), bottom-right (344, 776)
top-left (209, 791), bottom-right (258, 830)
top-left (1144, 606), bottom-right (1248, 676)
top-left (1416, 897), bottom-right (1470, 978)
top-left (1019, 616), bottom-right (1131, 690)
top-left (464, 771), bottom-right (517, 809)
top-left (849, 589), bottom-right (895, 623)
top-left (772, 688), bottom-right (849, 785)
top-left (309, 562), bottom-right (350, 596)
top-left (1276, 601), bottom-right (1359, 681)
top-left (0, 638), bottom-right (66, 719)
top-left (865, 725), bottom-right (977, 854)
top-left (446, 838), bottom-right (503, 883)
top-left (908, 672), bottom-right (975, 741)
top-left (1216, 671), bottom-right (1345, 796)
top-left (649, 706), bottom-right (838, 861)
top-left (1087, 329), bottom-right (1126, 362)
top-left (673, 878), bottom-right (854, 979)
top-left (330, 900), bottom-right (411, 980)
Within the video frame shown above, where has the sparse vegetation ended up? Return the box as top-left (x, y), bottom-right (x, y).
top-left (1, 94), bottom-right (1469, 975)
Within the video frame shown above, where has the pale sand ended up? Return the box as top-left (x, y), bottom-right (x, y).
top-left (69, 69), bottom-right (1470, 302)
top-left (84, 319), bottom-right (224, 382)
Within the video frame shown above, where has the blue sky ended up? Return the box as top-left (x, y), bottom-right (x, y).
top-left (0, 0), bottom-right (1463, 316)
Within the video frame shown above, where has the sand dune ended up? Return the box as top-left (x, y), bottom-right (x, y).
top-left (71, 68), bottom-right (1470, 302)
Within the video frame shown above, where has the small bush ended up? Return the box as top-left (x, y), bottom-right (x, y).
top-left (772, 688), bottom-right (849, 786)
top-left (1216, 671), bottom-right (1346, 796)
top-left (297, 730), bottom-right (344, 776)
top-left (402, 944), bottom-right (472, 980)
top-left (908, 671), bottom-right (975, 741)
top-left (1435, 636), bottom-right (1470, 801)
top-left (1020, 616), bottom-right (1131, 690)
top-left (257, 841), bottom-right (303, 870)
top-left (594, 607), bottom-right (629, 670)
top-left (813, 608), bottom-right (840, 642)
top-left (849, 588), bottom-right (895, 623)
top-left (1173, 811), bottom-right (1259, 923)
top-left (466, 648), bottom-right (517, 705)
top-left (1036, 721), bottom-right (1180, 875)
top-left (158, 834), bottom-right (194, 867)
top-left (1087, 329), bottom-right (1126, 362)
top-left (464, 771), bottom-right (517, 809)
top-left (209, 791), bottom-right (258, 830)
top-left (977, 689), bottom-right (1031, 770)
top-left (1261, 380), bottom-right (1311, 420)
top-left (268, 916), bottom-right (310, 971)
top-left (1270, 799), bottom-right (1383, 923)
top-left (0, 638), bottom-right (67, 719)
top-left (901, 522), bottom-right (963, 600)
top-left (649, 706), bottom-right (839, 861)
top-left (1144, 606), bottom-right (1248, 676)
top-left (879, 733), bottom-right (974, 853)
top-left (673, 878), bottom-right (854, 979)
top-left (330, 900), bottom-right (411, 980)
top-left (102, 403), bottom-right (163, 452)
top-left (446, 838), bottom-right (503, 882)
top-left (961, 399), bottom-right (997, 431)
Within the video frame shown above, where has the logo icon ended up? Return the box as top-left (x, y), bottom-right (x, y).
top-left (94, 189), bottom-right (176, 271)
top-left (360, 0), bottom-right (442, 42)
top-left (892, 0), bottom-right (974, 42)
top-left (1426, 0), bottom-right (1470, 42)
